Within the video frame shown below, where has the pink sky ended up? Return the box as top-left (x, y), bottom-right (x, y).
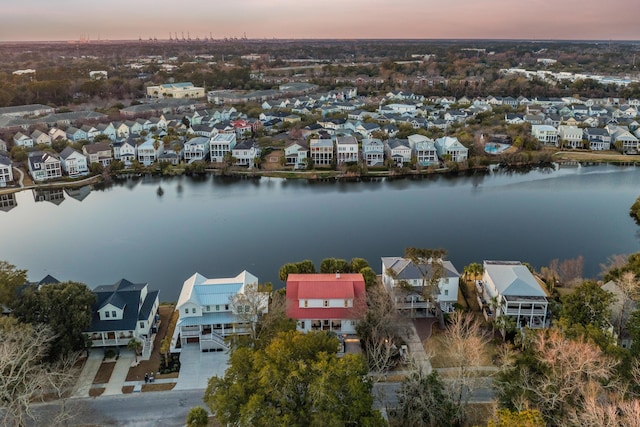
top-left (1, 0), bottom-right (639, 41)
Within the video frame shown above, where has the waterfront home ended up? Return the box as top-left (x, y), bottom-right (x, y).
top-left (0, 154), bottom-right (13, 187)
top-left (284, 140), bottom-right (309, 169)
top-left (583, 127), bottom-right (612, 151)
top-left (362, 138), bottom-right (385, 167)
top-left (158, 141), bottom-right (183, 165)
top-left (435, 136), bottom-right (469, 162)
top-left (381, 256), bottom-right (460, 317)
top-left (557, 125), bottom-right (584, 148)
top-left (137, 138), bottom-right (162, 166)
top-left (408, 134), bottom-right (438, 166)
top-left (59, 147), bottom-right (89, 177)
top-left (232, 139), bottom-right (261, 168)
top-left (113, 139), bottom-right (137, 166)
top-left (27, 151), bottom-right (62, 182)
top-left (209, 133), bottom-right (237, 163)
top-left (335, 135), bottom-right (359, 164)
top-left (385, 138), bottom-right (412, 166)
top-left (184, 136), bottom-right (210, 163)
top-left (174, 271), bottom-right (268, 351)
top-left (310, 137), bottom-right (334, 166)
top-left (86, 279), bottom-right (160, 350)
top-left (478, 261), bottom-right (549, 330)
top-left (13, 131), bottom-right (34, 147)
top-left (285, 273), bottom-right (366, 334)
top-left (607, 125), bottom-right (639, 152)
top-left (531, 124), bottom-right (559, 146)
top-left (83, 142), bottom-right (113, 167)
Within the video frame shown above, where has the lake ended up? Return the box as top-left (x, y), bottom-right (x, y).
top-left (1, 164), bottom-right (639, 301)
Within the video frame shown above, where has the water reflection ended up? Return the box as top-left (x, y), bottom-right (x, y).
top-left (0, 193), bottom-right (17, 212)
top-left (64, 185), bottom-right (92, 202)
top-left (32, 188), bottom-right (65, 205)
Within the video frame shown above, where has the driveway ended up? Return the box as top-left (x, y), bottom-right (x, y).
top-left (174, 344), bottom-right (229, 390)
top-left (72, 351), bottom-right (103, 397)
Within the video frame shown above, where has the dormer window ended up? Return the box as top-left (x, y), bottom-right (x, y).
top-left (112, 311), bottom-right (116, 318)
top-left (105, 311), bottom-right (110, 318)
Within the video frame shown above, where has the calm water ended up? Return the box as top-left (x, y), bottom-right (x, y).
top-left (2, 164), bottom-right (639, 301)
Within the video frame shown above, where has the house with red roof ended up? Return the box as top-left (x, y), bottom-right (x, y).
top-left (285, 273), bottom-right (366, 335)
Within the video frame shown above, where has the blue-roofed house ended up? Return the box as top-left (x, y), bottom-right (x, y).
top-left (86, 279), bottom-right (160, 350)
top-left (174, 271), bottom-right (268, 352)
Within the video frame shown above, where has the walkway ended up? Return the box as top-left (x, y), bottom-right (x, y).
top-left (399, 318), bottom-right (433, 374)
top-left (102, 350), bottom-right (135, 396)
top-left (72, 351), bottom-right (103, 397)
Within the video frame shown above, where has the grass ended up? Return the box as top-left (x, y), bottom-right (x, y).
top-left (92, 362), bottom-right (115, 384)
top-left (553, 149), bottom-right (639, 163)
top-left (142, 382), bottom-right (176, 392)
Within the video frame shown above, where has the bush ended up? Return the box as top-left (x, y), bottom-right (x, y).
top-left (186, 406), bottom-right (209, 427)
top-left (104, 349), bottom-right (116, 359)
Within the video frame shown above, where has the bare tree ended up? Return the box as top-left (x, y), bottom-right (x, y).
top-left (0, 318), bottom-right (54, 427)
top-left (40, 351), bottom-right (84, 427)
top-left (612, 271), bottom-right (640, 337)
top-left (547, 256), bottom-right (584, 288)
top-left (437, 311), bottom-right (491, 422)
top-left (229, 282), bottom-right (270, 343)
top-left (404, 247), bottom-right (447, 329)
top-left (599, 254), bottom-right (629, 279)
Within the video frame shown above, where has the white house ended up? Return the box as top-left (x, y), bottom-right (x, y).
top-left (478, 261), bottom-right (549, 330)
top-left (174, 271), bottom-right (268, 352)
top-left (137, 138), bottom-right (162, 166)
top-left (284, 141), bottom-right (308, 169)
top-left (607, 125), bottom-right (639, 152)
top-left (113, 139), bottom-right (137, 166)
top-left (209, 133), bottom-right (237, 163)
top-left (86, 279), bottom-right (160, 350)
top-left (0, 155), bottom-right (13, 187)
top-left (59, 147), bottom-right (88, 177)
top-left (285, 273), bottom-right (366, 335)
top-left (557, 125), bottom-right (584, 148)
top-left (435, 136), bottom-right (469, 162)
top-left (381, 256), bottom-right (460, 317)
top-left (408, 134), bottom-right (438, 166)
top-left (184, 136), bottom-right (210, 163)
top-left (385, 139), bottom-right (412, 166)
top-left (531, 125), bottom-right (559, 146)
top-left (335, 135), bottom-right (359, 164)
top-left (28, 151), bottom-right (62, 182)
top-left (13, 132), bottom-right (34, 148)
top-left (31, 129), bottom-right (51, 146)
top-left (232, 139), bottom-right (261, 168)
top-left (310, 138), bottom-right (334, 166)
top-left (362, 138), bottom-right (385, 167)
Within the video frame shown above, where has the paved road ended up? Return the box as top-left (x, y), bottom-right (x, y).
top-left (30, 390), bottom-right (207, 427)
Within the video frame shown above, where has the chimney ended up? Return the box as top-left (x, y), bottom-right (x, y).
top-left (336, 271), bottom-right (340, 279)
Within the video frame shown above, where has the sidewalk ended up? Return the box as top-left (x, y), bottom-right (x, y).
top-left (72, 351), bottom-right (103, 397)
top-left (102, 350), bottom-right (135, 396)
top-left (400, 318), bottom-right (433, 375)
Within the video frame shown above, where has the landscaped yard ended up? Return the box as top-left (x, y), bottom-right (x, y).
top-left (92, 362), bottom-right (115, 384)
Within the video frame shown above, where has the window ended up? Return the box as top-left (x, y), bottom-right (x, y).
top-left (237, 305), bottom-right (243, 313)
top-left (444, 290), bottom-right (449, 296)
top-left (206, 306), bottom-right (210, 312)
top-left (344, 299), bottom-right (349, 307)
top-left (323, 300), bottom-right (329, 307)
top-left (300, 321), bottom-right (305, 329)
top-left (304, 300), bottom-right (308, 307)
top-left (140, 322), bottom-right (144, 329)
top-left (245, 305), bottom-right (250, 313)
top-left (105, 311), bottom-right (110, 318)
top-left (216, 305), bottom-right (220, 311)
top-left (192, 308), bottom-right (196, 314)
top-left (184, 308), bottom-right (188, 314)
top-left (225, 304), bottom-right (229, 311)
top-left (112, 311), bottom-right (116, 318)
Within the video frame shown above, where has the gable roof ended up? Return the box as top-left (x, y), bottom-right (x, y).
top-left (177, 270), bottom-right (258, 309)
top-left (484, 261), bottom-right (546, 297)
top-left (382, 257), bottom-right (460, 281)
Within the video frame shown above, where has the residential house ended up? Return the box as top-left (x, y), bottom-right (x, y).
top-left (355, 122), bottom-right (381, 139)
top-left (531, 124), bottom-right (559, 146)
top-left (13, 131), bottom-right (34, 147)
top-left (86, 279), bottom-right (160, 349)
top-left (114, 122), bottom-right (130, 139)
top-left (557, 125), bottom-right (584, 149)
top-left (444, 109), bottom-right (468, 124)
top-left (28, 151), bottom-right (62, 182)
top-left (478, 261), bottom-right (549, 330)
top-left (0, 139), bottom-right (8, 153)
top-left (127, 120), bottom-right (143, 136)
top-left (361, 138), bottom-right (385, 167)
top-left (31, 129), bottom-right (51, 145)
top-left (96, 123), bottom-right (117, 141)
top-left (59, 147), bottom-right (88, 177)
top-left (583, 128), bottom-right (611, 150)
top-left (335, 136), bottom-right (359, 164)
top-left (80, 125), bottom-right (100, 141)
top-left (435, 136), bottom-right (469, 162)
top-left (0, 154), bottom-right (13, 187)
top-left (66, 127), bottom-right (88, 142)
top-left (505, 114), bottom-right (525, 125)
top-left (285, 273), bottom-right (366, 334)
top-left (607, 125), bottom-right (639, 152)
top-left (174, 271), bottom-right (268, 351)
top-left (408, 134), bottom-right (438, 166)
top-left (284, 141), bottom-right (308, 169)
top-left (385, 138), bottom-right (412, 166)
top-left (83, 142), bottom-right (113, 167)
top-left (381, 256), bottom-right (460, 317)
top-left (209, 133), bottom-right (237, 163)
top-left (158, 141), bottom-right (183, 165)
top-left (137, 138), bottom-right (162, 166)
top-left (184, 136), bottom-right (210, 163)
top-left (113, 139), bottom-right (137, 166)
top-left (310, 137), bottom-right (334, 166)
top-left (232, 139), bottom-right (261, 168)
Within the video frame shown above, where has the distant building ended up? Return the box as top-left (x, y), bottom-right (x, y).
top-left (146, 82), bottom-right (205, 99)
top-left (89, 70), bottom-right (108, 80)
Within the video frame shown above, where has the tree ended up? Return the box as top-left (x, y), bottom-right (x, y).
top-left (229, 282), bottom-right (270, 343)
top-left (320, 257), bottom-right (350, 274)
top-left (360, 266), bottom-right (378, 289)
top-left (13, 281), bottom-right (96, 361)
top-left (186, 406), bottom-right (209, 427)
top-left (0, 260), bottom-right (27, 309)
top-left (560, 281), bottom-right (614, 330)
top-left (486, 409), bottom-right (545, 427)
top-left (89, 162), bottom-right (104, 175)
top-left (463, 262), bottom-right (483, 281)
top-left (438, 311), bottom-right (491, 422)
top-left (404, 247), bottom-right (448, 329)
top-left (278, 260), bottom-right (316, 282)
top-left (396, 369), bottom-right (457, 427)
top-left (127, 338), bottom-right (143, 362)
top-left (204, 330), bottom-right (385, 427)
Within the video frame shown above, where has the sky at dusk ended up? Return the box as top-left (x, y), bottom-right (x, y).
top-left (1, 0), bottom-right (639, 42)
